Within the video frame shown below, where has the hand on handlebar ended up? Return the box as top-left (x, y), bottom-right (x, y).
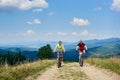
top-left (53, 50), bottom-right (56, 53)
top-left (85, 49), bottom-right (87, 53)
top-left (63, 50), bottom-right (65, 53)
top-left (76, 50), bottom-right (79, 53)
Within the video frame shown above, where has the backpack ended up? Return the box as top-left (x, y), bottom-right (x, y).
top-left (79, 43), bottom-right (85, 51)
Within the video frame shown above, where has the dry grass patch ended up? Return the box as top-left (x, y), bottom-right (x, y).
top-left (0, 60), bottom-right (56, 80)
top-left (86, 58), bottom-right (120, 75)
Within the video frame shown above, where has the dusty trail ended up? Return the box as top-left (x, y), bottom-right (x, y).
top-left (36, 65), bottom-right (58, 80)
top-left (36, 62), bottom-right (88, 80)
top-left (81, 64), bottom-right (120, 80)
top-left (34, 62), bottom-right (120, 80)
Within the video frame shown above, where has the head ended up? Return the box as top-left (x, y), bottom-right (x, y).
top-left (80, 40), bottom-right (83, 44)
top-left (58, 41), bottom-right (62, 45)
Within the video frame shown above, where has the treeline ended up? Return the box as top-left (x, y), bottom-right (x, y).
top-left (0, 44), bottom-right (54, 66)
top-left (0, 51), bottom-right (26, 65)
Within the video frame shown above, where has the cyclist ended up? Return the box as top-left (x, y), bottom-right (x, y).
top-left (76, 40), bottom-right (87, 59)
top-left (53, 41), bottom-right (65, 62)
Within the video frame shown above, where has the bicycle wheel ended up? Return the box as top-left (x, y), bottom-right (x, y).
top-left (79, 57), bottom-right (83, 67)
top-left (57, 51), bottom-right (62, 68)
top-left (57, 58), bottom-right (61, 68)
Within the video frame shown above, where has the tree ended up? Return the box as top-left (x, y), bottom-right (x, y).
top-left (13, 52), bottom-right (26, 65)
top-left (46, 44), bottom-right (54, 59)
top-left (0, 51), bottom-right (26, 65)
top-left (6, 51), bottom-right (13, 65)
top-left (37, 44), bottom-right (53, 59)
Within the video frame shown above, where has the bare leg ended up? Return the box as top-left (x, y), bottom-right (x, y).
top-left (83, 50), bottom-right (86, 59)
top-left (79, 51), bottom-right (84, 67)
top-left (79, 52), bottom-right (82, 64)
top-left (84, 52), bottom-right (86, 59)
top-left (57, 52), bottom-right (60, 63)
top-left (57, 52), bottom-right (59, 60)
top-left (79, 54), bottom-right (82, 60)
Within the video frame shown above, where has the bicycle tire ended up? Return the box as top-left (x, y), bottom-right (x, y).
top-left (57, 60), bottom-right (61, 68)
top-left (79, 57), bottom-right (83, 67)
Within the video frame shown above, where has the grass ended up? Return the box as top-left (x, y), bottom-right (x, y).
top-left (86, 58), bottom-right (120, 75)
top-left (0, 60), bottom-right (56, 80)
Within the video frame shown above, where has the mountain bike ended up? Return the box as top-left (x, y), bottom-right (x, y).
top-left (57, 51), bottom-right (63, 68)
top-left (77, 50), bottom-right (86, 67)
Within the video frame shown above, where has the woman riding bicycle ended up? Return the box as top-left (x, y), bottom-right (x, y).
top-left (54, 41), bottom-right (65, 63)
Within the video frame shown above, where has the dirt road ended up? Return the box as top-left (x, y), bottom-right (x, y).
top-left (34, 62), bottom-right (120, 80)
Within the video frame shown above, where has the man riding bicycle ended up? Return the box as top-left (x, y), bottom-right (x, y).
top-left (54, 41), bottom-right (65, 64)
top-left (76, 40), bottom-right (87, 60)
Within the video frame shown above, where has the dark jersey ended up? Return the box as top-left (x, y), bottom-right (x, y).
top-left (77, 43), bottom-right (85, 51)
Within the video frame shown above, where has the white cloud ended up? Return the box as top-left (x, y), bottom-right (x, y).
top-left (34, 19), bottom-right (41, 24)
top-left (71, 17), bottom-right (89, 26)
top-left (80, 30), bottom-right (89, 36)
top-left (94, 6), bottom-right (102, 11)
top-left (27, 19), bottom-right (41, 25)
top-left (89, 34), bottom-right (97, 37)
top-left (47, 32), bottom-right (53, 36)
top-left (57, 32), bottom-right (67, 36)
top-left (33, 8), bottom-right (43, 12)
top-left (48, 12), bottom-right (54, 16)
top-left (72, 32), bottom-right (78, 36)
top-left (0, 0), bottom-right (48, 10)
top-left (26, 29), bottom-right (35, 35)
top-left (80, 30), bottom-right (97, 37)
top-left (15, 29), bottom-right (35, 37)
top-left (27, 21), bottom-right (33, 25)
top-left (111, 0), bottom-right (120, 12)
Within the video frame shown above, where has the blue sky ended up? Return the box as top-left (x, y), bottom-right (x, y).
top-left (0, 0), bottom-right (120, 43)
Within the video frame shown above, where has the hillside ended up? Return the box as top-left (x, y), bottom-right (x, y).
top-left (0, 38), bottom-right (120, 61)
top-left (88, 44), bottom-right (120, 57)
top-left (62, 38), bottom-right (120, 61)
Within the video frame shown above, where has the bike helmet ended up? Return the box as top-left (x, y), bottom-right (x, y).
top-left (80, 40), bottom-right (83, 43)
top-left (58, 41), bottom-right (62, 44)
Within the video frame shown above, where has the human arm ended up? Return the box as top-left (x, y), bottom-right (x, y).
top-left (76, 43), bottom-right (80, 51)
top-left (84, 45), bottom-right (87, 51)
top-left (62, 44), bottom-right (65, 52)
top-left (53, 44), bottom-right (57, 52)
top-left (76, 46), bottom-right (79, 51)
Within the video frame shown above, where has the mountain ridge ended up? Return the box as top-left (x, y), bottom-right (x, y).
top-left (0, 38), bottom-right (120, 61)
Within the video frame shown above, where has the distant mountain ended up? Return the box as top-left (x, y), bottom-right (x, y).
top-left (64, 38), bottom-right (120, 50)
top-left (0, 41), bottom-right (56, 48)
top-left (0, 38), bottom-right (120, 61)
top-left (0, 47), bottom-right (38, 61)
top-left (88, 43), bottom-right (120, 57)
top-left (85, 38), bottom-right (120, 48)
top-left (61, 38), bottom-right (120, 61)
